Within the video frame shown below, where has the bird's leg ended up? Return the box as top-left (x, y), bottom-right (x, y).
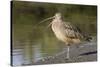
top-left (67, 45), bottom-right (70, 59)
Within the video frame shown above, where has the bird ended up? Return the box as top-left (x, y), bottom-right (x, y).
top-left (39, 12), bottom-right (92, 59)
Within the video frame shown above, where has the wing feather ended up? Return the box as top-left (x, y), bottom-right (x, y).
top-left (64, 22), bottom-right (83, 39)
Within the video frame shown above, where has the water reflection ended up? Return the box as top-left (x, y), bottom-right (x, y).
top-left (33, 44), bottom-right (43, 62)
top-left (12, 39), bottom-right (63, 66)
top-left (13, 49), bottom-right (23, 66)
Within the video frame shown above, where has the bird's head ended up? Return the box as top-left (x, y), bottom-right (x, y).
top-left (54, 13), bottom-right (62, 19)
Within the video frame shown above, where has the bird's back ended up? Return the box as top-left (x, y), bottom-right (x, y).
top-left (65, 22), bottom-right (92, 43)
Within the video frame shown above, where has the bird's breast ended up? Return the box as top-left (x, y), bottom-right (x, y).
top-left (51, 21), bottom-right (67, 42)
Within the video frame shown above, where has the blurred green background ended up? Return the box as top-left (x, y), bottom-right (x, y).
top-left (12, 1), bottom-right (97, 66)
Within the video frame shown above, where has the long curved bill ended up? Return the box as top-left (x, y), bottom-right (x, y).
top-left (38, 16), bottom-right (55, 25)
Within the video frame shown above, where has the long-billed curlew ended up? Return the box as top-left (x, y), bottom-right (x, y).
top-left (40, 12), bottom-right (92, 59)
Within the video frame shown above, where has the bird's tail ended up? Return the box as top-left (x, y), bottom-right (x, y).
top-left (85, 36), bottom-right (92, 42)
top-left (82, 33), bottom-right (92, 42)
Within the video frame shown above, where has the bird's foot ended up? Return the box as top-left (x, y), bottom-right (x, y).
top-left (65, 58), bottom-right (70, 60)
top-left (65, 57), bottom-right (73, 62)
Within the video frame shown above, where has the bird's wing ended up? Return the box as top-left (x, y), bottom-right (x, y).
top-left (64, 22), bottom-right (83, 39)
